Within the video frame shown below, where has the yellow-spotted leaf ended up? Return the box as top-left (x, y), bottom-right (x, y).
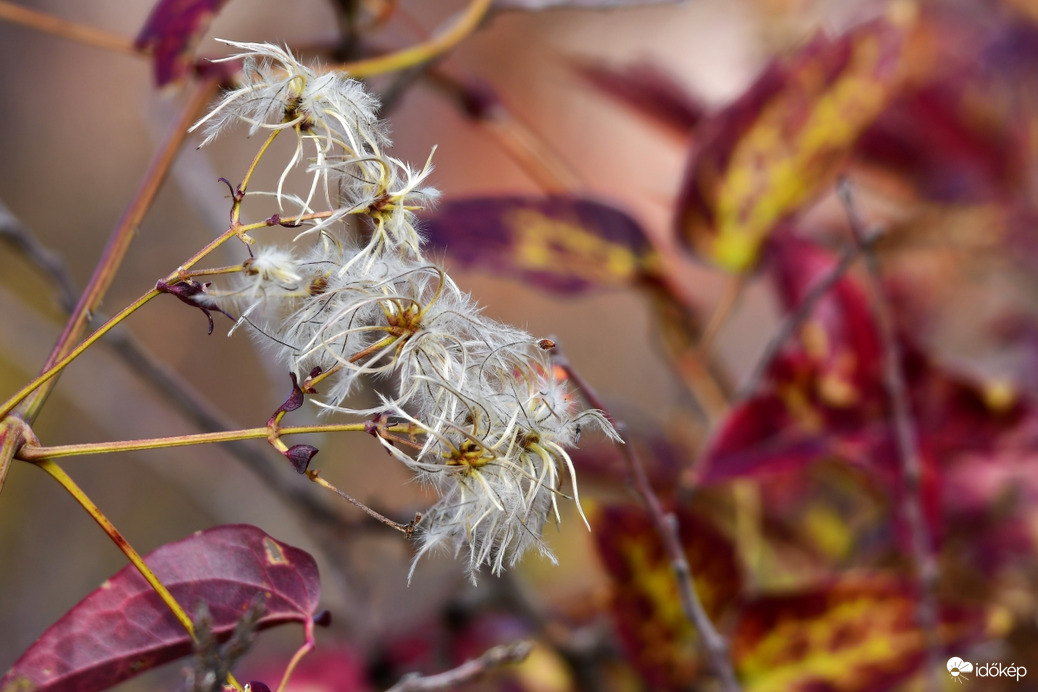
top-left (593, 504), bottom-right (741, 691)
top-left (676, 17), bottom-right (906, 272)
top-left (420, 196), bottom-right (660, 293)
top-left (733, 574), bottom-right (998, 691)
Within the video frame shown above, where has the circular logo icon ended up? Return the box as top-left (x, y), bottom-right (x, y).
top-left (947, 657), bottom-right (974, 682)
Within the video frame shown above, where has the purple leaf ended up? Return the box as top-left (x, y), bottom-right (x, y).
top-left (284, 445), bottom-right (319, 474)
top-left (2, 525), bottom-right (321, 692)
top-left (267, 373), bottom-right (306, 427)
top-left (156, 279), bottom-right (234, 335)
top-left (420, 195), bottom-right (658, 294)
top-left (135, 0), bottom-right (234, 86)
top-left (573, 59), bottom-right (704, 135)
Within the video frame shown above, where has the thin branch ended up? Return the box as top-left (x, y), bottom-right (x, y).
top-left (552, 346), bottom-right (741, 692)
top-left (16, 422), bottom-right (410, 459)
top-left (334, 0), bottom-right (493, 79)
top-left (0, 198), bottom-right (378, 535)
top-left (305, 470), bottom-right (421, 536)
top-left (0, 0), bottom-right (138, 56)
top-left (423, 69), bottom-right (582, 191)
top-left (0, 132), bottom-right (332, 422)
top-left (836, 178), bottom-right (941, 692)
top-left (736, 241), bottom-right (863, 402)
top-left (651, 289), bottom-right (732, 423)
top-left (14, 77), bottom-right (219, 424)
top-left (0, 286), bottom-right (162, 420)
top-left (33, 459), bottom-right (244, 691)
top-left (96, 332), bottom-right (369, 533)
top-left (385, 641), bottom-right (533, 692)
top-left (0, 199), bottom-right (79, 311)
top-left (492, 574), bottom-right (617, 690)
top-left (697, 273), bottom-right (746, 356)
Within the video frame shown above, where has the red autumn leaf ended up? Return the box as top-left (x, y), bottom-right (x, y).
top-left (700, 234), bottom-right (1027, 487)
top-left (1, 524), bottom-right (321, 692)
top-left (569, 434), bottom-right (689, 488)
top-left (698, 233), bottom-right (1034, 570)
top-left (420, 195), bottom-right (660, 294)
top-left (696, 394), bottom-right (846, 484)
top-left (135, 0), bottom-right (234, 86)
top-left (732, 574), bottom-right (998, 691)
top-left (937, 420), bottom-right (1038, 580)
top-left (766, 233), bottom-right (884, 404)
top-left (676, 18), bottom-right (904, 271)
top-left (856, 7), bottom-right (1031, 203)
top-left (857, 83), bottom-right (1026, 203)
top-left (572, 59), bottom-right (704, 136)
top-left (699, 233), bottom-right (885, 483)
top-left (593, 504), bottom-right (741, 691)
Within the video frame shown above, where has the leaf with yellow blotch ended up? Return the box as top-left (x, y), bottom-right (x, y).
top-left (420, 196), bottom-right (660, 294)
top-left (593, 504), bottom-right (741, 691)
top-left (676, 17), bottom-right (906, 272)
top-left (732, 574), bottom-right (1000, 692)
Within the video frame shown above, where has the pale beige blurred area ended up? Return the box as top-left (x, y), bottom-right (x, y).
top-left (0, 0), bottom-right (875, 687)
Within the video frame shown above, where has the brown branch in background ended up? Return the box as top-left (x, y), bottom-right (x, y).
top-left (384, 641), bottom-right (532, 692)
top-left (106, 333), bottom-right (365, 532)
top-left (696, 273), bottom-right (745, 356)
top-left (651, 289), bottom-right (732, 424)
top-left (0, 197), bottom-right (363, 533)
top-left (552, 345), bottom-right (742, 692)
top-left (836, 178), bottom-right (941, 692)
top-left (0, 200), bottom-right (79, 311)
top-left (0, 0), bottom-right (138, 55)
top-left (425, 69), bottom-right (735, 422)
top-left (736, 242), bottom-right (863, 401)
top-left (0, 203), bottom-right (381, 631)
top-left (19, 76), bottom-right (219, 426)
top-left (492, 573), bottom-right (617, 690)
top-left (425, 70), bottom-right (582, 191)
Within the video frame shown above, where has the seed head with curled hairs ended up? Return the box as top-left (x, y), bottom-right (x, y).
top-left (193, 40), bottom-right (618, 581)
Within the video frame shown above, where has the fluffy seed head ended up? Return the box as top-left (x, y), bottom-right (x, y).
top-left (195, 40), bottom-right (617, 581)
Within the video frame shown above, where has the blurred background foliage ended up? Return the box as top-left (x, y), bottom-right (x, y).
top-left (3, 0), bottom-right (1038, 690)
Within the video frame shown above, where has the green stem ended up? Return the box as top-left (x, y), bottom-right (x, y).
top-left (16, 422), bottom-right (401, 460)
top-left (17, 78), bottom-right (218, 424)
top-left (0, 200), bottom-right (338, 423)
top-left (275, 637), bottom-right (314, 692)
top-left (34, 459), bottom-right (245, 691)
top-left (0, 288), bottom-right (160, 420)
top-left (0, 416), bottom-right (33, 497)
top-left (336, 0), bottom-right (492, 78)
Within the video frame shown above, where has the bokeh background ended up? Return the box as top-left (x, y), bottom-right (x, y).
top-left (3, 0), bottom-right (1035, 690)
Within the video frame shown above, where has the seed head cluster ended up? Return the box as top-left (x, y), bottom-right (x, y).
top-left (192, 41), bottom-right (617, 581)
